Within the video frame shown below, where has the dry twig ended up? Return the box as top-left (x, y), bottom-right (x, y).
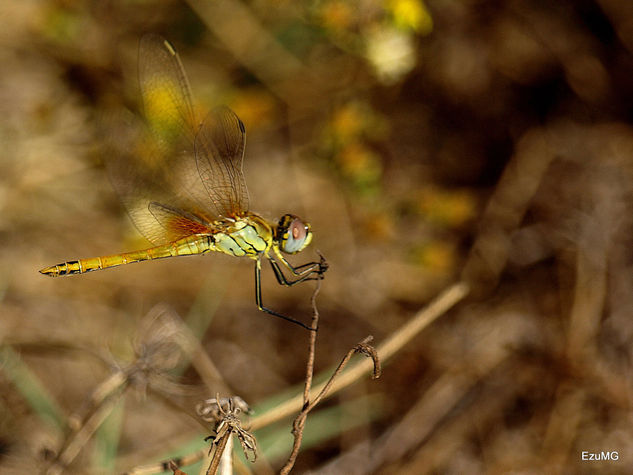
top-left (279, 268), bottom-right (381, 474)
top-left (168, 460), bottom-right (187, 475)
top-left (251, 282), bottom-right (469, 431)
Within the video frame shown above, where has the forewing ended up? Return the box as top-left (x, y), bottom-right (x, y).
top-left (107, 35), bottom-right (217, 245)
top-left (195, 106), bottom-right (249, 217)
top-left (138, 34), bottom-right (196, 150)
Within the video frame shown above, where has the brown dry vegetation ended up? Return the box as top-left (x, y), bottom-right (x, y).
top-left (2, 0), bottom-right (633, 474)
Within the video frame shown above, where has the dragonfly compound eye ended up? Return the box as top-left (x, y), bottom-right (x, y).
top-left (278, 214), bottom-right (313, 254)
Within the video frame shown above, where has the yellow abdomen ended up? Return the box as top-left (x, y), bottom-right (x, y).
top-left (40, 234), bottom-right (214, 277)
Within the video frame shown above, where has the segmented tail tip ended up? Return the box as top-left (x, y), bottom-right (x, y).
top-left (39, 266), bottom-right (58, 277)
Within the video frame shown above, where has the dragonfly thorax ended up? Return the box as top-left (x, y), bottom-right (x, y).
top-left (211, 213), bottom-right (274, 258)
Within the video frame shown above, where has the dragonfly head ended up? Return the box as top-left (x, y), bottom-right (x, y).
top-left (276, 214), bottom-right (313, 254)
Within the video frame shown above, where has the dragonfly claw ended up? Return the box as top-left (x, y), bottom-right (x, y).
top-left (317, 254), bottom-right (329, 275)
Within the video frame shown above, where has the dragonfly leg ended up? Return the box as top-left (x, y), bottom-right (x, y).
top-left (269, 258), bottom-right (323, 287)
top-left (254, 258), bottom-right (316, 331)
top-left (273, 247), bottom-right (329, 277)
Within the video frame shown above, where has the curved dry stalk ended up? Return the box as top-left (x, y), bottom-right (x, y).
top-left (278, 277), bottom-right (323, 474)
top-left (46, 381), bottom-right (126, 475)
top-left (280, 334), bottom-right (380, 475)
top-left (251, 282), bottom-right (470, 431)
top-left (308, 336), bottom-right (381, 413)
top-left (279, 257), bottom-right (383, 474)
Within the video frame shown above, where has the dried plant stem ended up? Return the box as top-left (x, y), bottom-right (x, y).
top-left (303, 276), bottom-right (322, 397)
top-left (217, 433), bottom-right (233, 475)
top-left (377, 282), bottom-right (469, 361)
top-left (310, 337), bottom-right (380, 412)
top-left (47, 371), bottom-right (128, 475)
top-left (169, 460), bottom-right (188, 474)
top-left (205, 431), bottom-right (230, 475)
top-left (278, 277), bottom-right (322, 474)
top-left (280, 271), bottom-right (383, 474)
top-left (67, 370), bottom-right (128, 431)
top-left (197, 397), bottom-right (257, 475)
top-left (251, 282), bottom-right (470, 431)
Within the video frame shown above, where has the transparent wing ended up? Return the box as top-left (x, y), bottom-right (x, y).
top-left (106, 34), bottom-right (218, 245)
top-left (195, 106), bottom-right (249, 217)
top-left (139, 34), bottom-right (196, 151)
top-left (148, 202), bottom-right (212, 240)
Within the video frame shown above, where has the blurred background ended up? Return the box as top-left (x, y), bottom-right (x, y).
top-left (2, 0), bottom-right (633, 473)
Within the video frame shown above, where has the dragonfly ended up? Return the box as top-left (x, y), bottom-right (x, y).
top-left (40, 34), bottom-right (327, 330)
